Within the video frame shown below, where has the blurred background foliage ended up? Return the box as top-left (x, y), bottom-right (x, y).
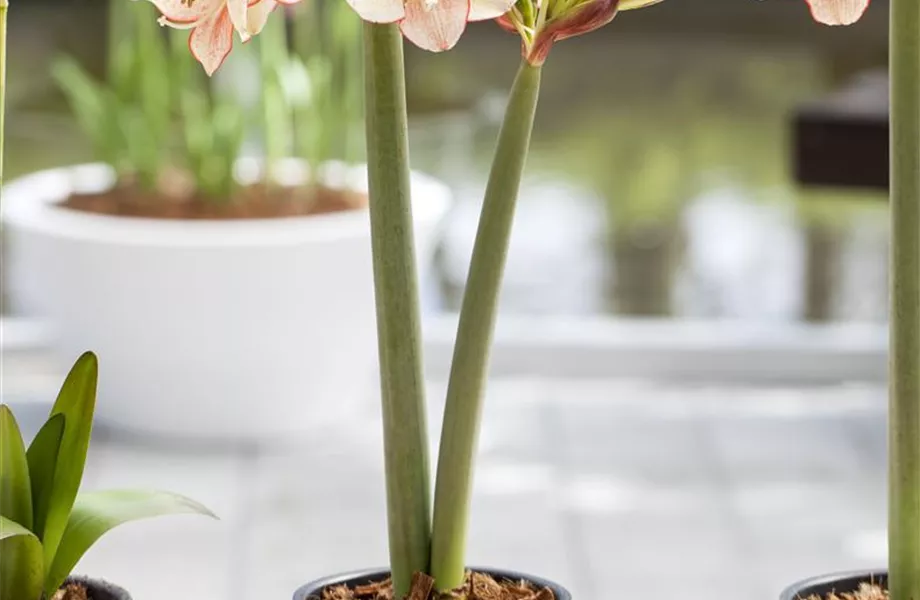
top-left (5, 0), bottom-right (891, 321)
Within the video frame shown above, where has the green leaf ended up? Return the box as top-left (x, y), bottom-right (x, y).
top-left (38, 352), bottom-right (98, 571)
top-left (26, 414), bottom-right (65, 543)
top-left (136, 0), bottom-right (172, 138)
top-left (45, 490), bottom-right (216, 594)
top-left (0, 517), bottom-right (43, 600)
top-left (111, 37), bottom-right (140, 102)
top-left (0, 406), bottom-right (33, 530)
top-left (0, 514), bottom-right (36, 540)
top-left (52, 58), bottom-right (110, 156)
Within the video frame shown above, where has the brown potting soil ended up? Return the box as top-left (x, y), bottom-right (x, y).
top-left (321, 571), bottom-right (555, 600)
top-left (802, 583), bottom-right (888, 600)
top-left (51, 582), bottom-right (89, 600)
top-left (61, 179), bottom-right (367, 220)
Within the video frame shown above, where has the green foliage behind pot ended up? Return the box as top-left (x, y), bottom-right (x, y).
top-left (53, 0), bottom-right (362, 203)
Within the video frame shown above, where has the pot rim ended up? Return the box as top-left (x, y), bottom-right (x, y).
top-left (292, 567), bottom-right (572, 600)
top-left (1, 159), bottom-right (451, 248)
top-left (780, 570), bottom-right (888, 600)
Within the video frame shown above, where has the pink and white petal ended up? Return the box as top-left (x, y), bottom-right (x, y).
top-left (147, 0), bottom-right (222, 24)
top-left (468, 0), bottom-right (515, 21)
top-left (275, 0), bottom-right (301, 5)
top-left (246, 0), bottom-right (278, 36)
top-left (346, 0), bottom-right (404, 22)
top-left (189, 7), bottom-right (235, 75)
top-left (158, 16), bottom-right (201, 28)
top-left (400, 0), bottom-right (470, 52)
top-left (226, 0), bottom-right (252, 40)
top-left (806, 0), bottom-right (870, 24)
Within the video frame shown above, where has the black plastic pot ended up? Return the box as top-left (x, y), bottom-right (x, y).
top-left (293, 568), bottom-right (571, 600)
top-left (781, 571), bottom-right (888, 600)
top-left (62, 575), bottom-right (132, 600)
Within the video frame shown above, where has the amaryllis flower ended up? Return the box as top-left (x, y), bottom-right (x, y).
top-left (346, 0), bottom-right (517, 52)
top-left (149, 0), bottom-right (300, 76)
top-left (500, 0), bottom-right (870, 65)
top-left (806, 0), bottom-right (870, 25)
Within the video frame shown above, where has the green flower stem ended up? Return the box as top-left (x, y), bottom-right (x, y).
top-left (291, 2), bottom-right (317, 167)
top-left (260, 13), bottom-right (289, 182)
top-left (337, 5), bottom-right (363, 164)
top-left (0, 0), bottom-right (7, 189)
top-left (292, 0), bottom-right (317, 61)
top-left (430, 61), bottom-right (542, 592)
top-left (363, 22), bottom-right (432, 598)
top-left (107, 0), bottom-right (123, 78)
top-left (888, 0), bottom-right (920, 599)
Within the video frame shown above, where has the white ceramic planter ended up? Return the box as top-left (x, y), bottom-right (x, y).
top-left (2, 162), bottom-right (451, 441)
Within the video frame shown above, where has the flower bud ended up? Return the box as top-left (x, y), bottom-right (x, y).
top-left (499, 0), bottom-right (661, 66)
top-left (528, 0), bottom-right (618, 64)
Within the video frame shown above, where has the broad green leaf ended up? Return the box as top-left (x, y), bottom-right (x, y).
top-left (0, 516), bottom-right (43, 600)
top-left (0, 514), bottom-right (35, 540)
top-left (0, 406), bottom-right (33, 529)
top-left (45, 490), bottom-right (216, 594)
top-left (38, 352), bottom-right (98, 571)
top-left (26, 414), bottom-right (66, 543)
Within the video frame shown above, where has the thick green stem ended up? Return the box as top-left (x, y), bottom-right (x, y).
top-left (363, 22), bottom-right (432, 597)
top-left (888, 1), bottom-right (920, 599)
top-left (430, 61), bottom-right (542, 592)
top-left (0, 0), bottom-right (6, 190)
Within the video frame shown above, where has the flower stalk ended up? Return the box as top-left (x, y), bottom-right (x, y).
top-left (888, 0), bottom-right (920, 597)
top-left (430, 61), bottom-right (542, 592)
top-left (362, 22), bottom-right (432, 598)
top-left (258, 10), bottom-right (290, 182)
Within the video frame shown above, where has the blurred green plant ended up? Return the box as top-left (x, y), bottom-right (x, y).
top-left (53, 0), bottom-right (363, 203)
top-left (0, 353), bottom-right (214, 600)
top-left (53, 0), bottom-right (178, 191)
top-left (261, 0), bottom-right (364, 178)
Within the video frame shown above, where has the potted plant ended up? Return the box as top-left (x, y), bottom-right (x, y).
top-left (0, 352), bottom-right (214, 600)
top-left (1, 0), bottom-right (451, 441)
top-left (138, 0), bottom-right (671, 598)
top-left (305, 0), bottom-right (905, 597)
top-left (96, 0), bottom-right (896, 598)
top-left (783, 0), bottom-right (920, 599)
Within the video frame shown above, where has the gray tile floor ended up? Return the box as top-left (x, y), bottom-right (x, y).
top-left (2, 376), bottom-right (888, 600)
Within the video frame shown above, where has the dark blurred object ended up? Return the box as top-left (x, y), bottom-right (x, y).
top-left (794, 71), bottom-right (889, 191)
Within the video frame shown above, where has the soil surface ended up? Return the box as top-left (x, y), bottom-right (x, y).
top-left (802, 583), bottom-right (888, 600)
top-left (51, 583), bottom-right (89, 600)
top-left (62, 179), bottom-right (368, 220)
top-left (321, 571), bottom-right (555, 600)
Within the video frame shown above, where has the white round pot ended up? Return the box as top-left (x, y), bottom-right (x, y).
top-left (2, 162), bottom-right (451, 442)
